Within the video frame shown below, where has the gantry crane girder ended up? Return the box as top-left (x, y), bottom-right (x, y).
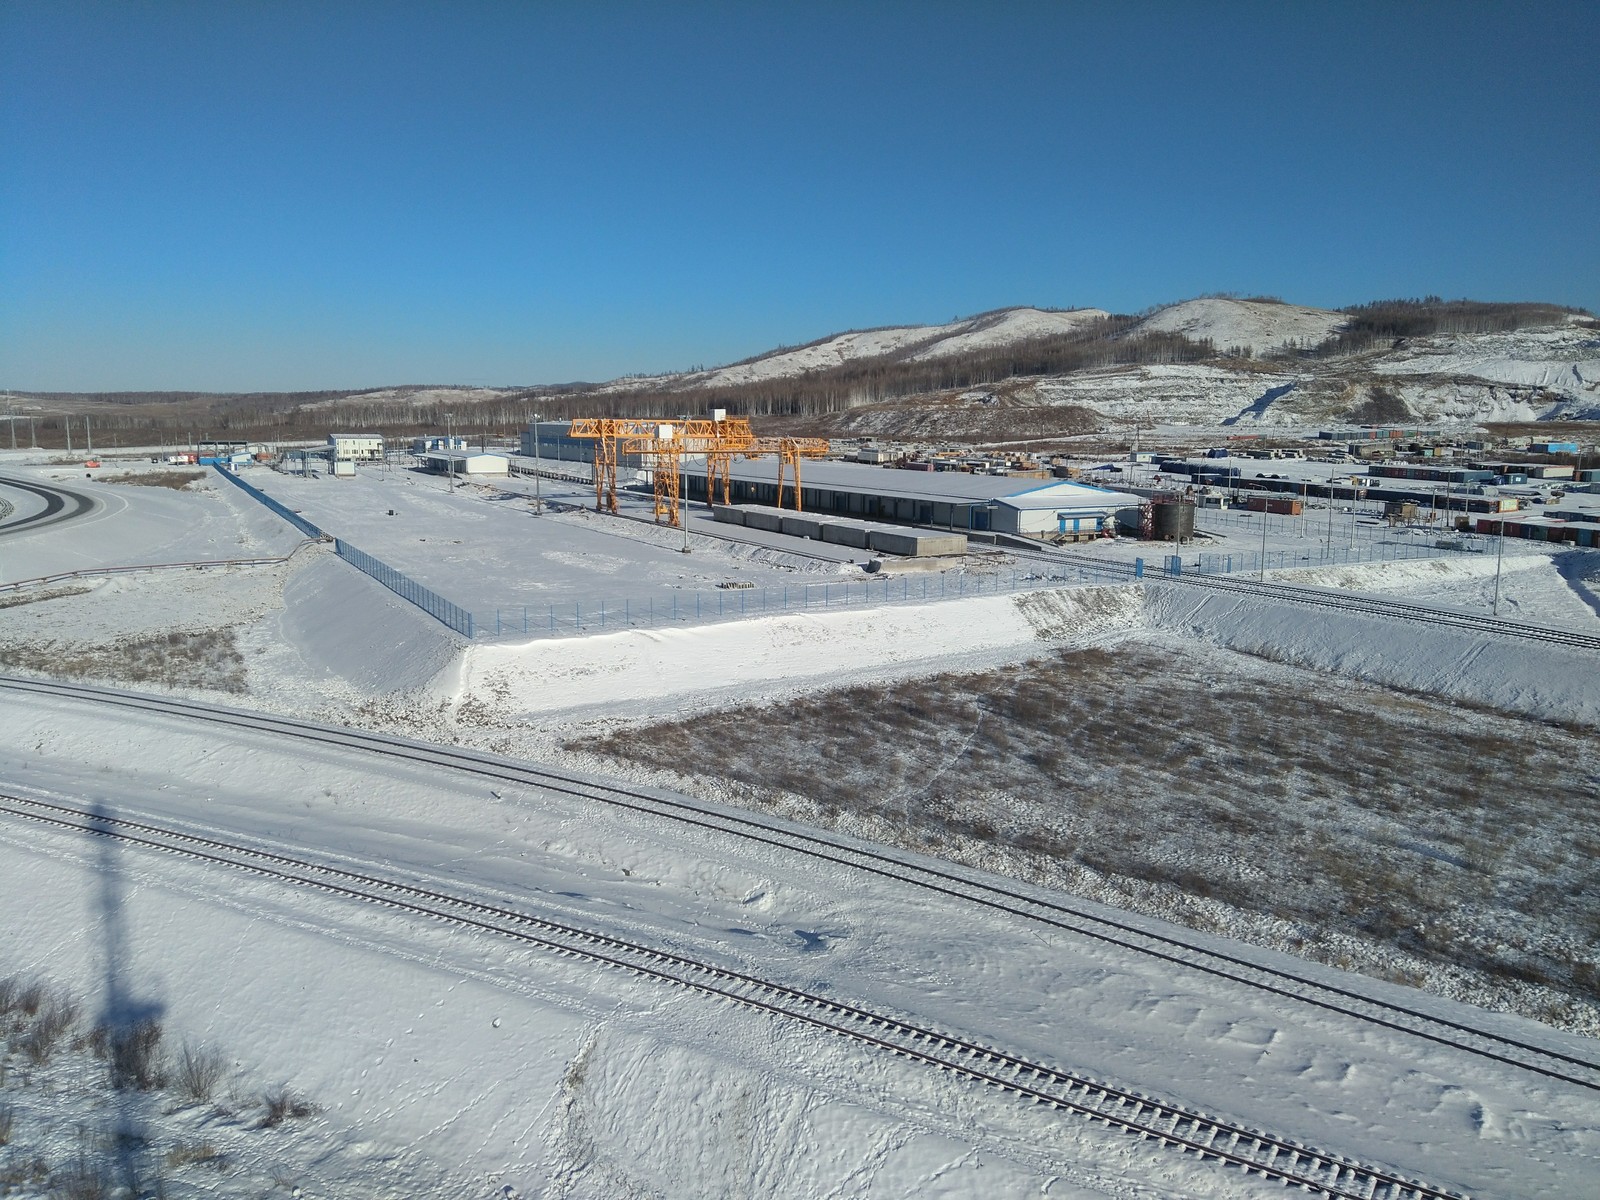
top-left (570, 416), bottom-right (827, 524)
top-left (619, 417), bottom-right (757, 525)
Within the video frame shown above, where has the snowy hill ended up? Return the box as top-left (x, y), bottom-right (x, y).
top-left (292, 385), bottom-right (522, 412)
top-left (597, 296), bottom-right (1596, 432)
top-left (603, 306), bottom-right (1111, 392)
top-left (1133, 297), bottom-right (1349, 355)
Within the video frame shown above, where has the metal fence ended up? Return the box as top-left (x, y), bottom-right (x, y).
top-left (216, 466), bottom-right (474, 638)
top-left (471, 562), bottom-right (1133, 639)
top-left (212, 466), bottom-right (325, 538)
top-left (0, 545), bottom-right (320, 594)
top-left (212, 464), bottom-right (1492, 645)
top-left (332, 539), bottom-right (475, 637)
top-left (1191, 538), bottom-right (1484, 576)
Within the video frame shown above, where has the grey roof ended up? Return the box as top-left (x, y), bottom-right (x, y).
top-left (684, 456), bottom-right (1136, 507)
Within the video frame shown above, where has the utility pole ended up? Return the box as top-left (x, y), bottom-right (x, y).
top-left (86, 415), bottom-right (93, 454)
top-left (1258, 507), bottom-right (1269, 580)
top-left (66, 417), bottom-right (73, 455)
top-left (445, 412), bottom-right (455, 489)
top-left (1492, 517), bottom-right (1506, 616)
top-left (1326, 465), bottom-right (1336, 545)
top-left (531, 414), bottom-right (543, 515)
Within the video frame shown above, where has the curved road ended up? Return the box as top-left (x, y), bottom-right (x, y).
top-left (0, 473), bottom-right (100, 538)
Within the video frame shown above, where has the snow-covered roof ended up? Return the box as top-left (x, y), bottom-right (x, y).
top-left (996, 484), bottom-right (1143, 512)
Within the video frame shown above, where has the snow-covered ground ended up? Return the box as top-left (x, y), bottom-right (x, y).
top-left (3, 450), bottom-right (1599, 1198)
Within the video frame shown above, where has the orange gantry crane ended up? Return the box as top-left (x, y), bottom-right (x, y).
top-left (749, 437), bottom-right (829, 511)
top-left (567, 417), bottom-right (665, 515)
top-left (569, 415), bottom-right (827, 526)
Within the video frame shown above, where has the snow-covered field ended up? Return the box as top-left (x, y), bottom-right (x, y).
top-left (3, 450), bottom-right (1599, 1198)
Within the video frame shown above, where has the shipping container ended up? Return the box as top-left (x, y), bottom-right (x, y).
top-left (1246, 496), bottom-right (1303, 516)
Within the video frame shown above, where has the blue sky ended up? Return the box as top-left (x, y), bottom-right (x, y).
top-left (3, 1), bottom-right (1596, 391)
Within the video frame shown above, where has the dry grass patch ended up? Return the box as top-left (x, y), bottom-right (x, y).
top-left (0, 628), bottom-right (247, 693)
top-left (570, 643), bottom-right (1600, 1028)
top-left (100, 470), bottom-right (205, 490)
top-left (0, 585), bottom-right (94, 610)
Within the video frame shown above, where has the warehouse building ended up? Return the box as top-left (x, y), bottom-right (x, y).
top-left (421, 450), bottom-right (510, 477)
top-left (683, 457), bottom-right (1139, 539)
top-left (519, 420), bottom-right (642, 469)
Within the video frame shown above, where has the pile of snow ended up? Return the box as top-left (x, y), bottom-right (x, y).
top-left (1135, 298), bottom-right (1347, 354)
top-left (449, 586), bottom-right (1144, 725)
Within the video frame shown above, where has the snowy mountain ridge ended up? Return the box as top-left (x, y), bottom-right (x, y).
top-left (593, 296), bottom-right (1598, 431)
top-left (599, 305), bottom-right (1115, 393)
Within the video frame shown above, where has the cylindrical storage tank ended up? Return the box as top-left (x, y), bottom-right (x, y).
top-left (1150, 499), bottom-right (1196, 541)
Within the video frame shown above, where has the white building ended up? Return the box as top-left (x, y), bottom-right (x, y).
top-left (422, 450), bottom-right (510, 477)
top-left (328, 433), bottom-right (384, 461)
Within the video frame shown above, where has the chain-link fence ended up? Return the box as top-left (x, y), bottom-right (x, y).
top-left (1192, 538), bottom-right (1486, 576)
top-left (471, 561), bottom-right (1133, 639)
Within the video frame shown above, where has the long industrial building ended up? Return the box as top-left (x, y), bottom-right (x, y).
top-left (518, 420), bottom-right (1139, 538)
top-left (683, 457), bottom-right (1140, 538)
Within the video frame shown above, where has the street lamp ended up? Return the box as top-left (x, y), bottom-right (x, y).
top-left (445, 412), bottom-right (455, 489)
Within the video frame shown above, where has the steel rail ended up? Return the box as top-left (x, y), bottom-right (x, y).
top-left (2, 673), bottom-right (1595, 1094)
top-left (0, 793), bottom-right (1470, 1200)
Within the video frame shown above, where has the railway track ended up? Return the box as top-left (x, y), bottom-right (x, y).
top-left (3, 672), bottom-right (1596, 1100)
top-left (0, 790), bottom-right (1472, 1200)
top-left (1033, 548), bottom-right (1600, 653)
